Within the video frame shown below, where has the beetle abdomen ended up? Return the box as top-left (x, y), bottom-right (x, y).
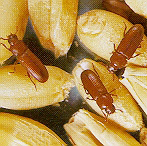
top-left (117, 24), bottom-right (144, 59)
top-left (18, 49), bottom-right (49, 83)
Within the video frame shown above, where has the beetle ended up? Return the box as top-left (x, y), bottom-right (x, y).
top-left (81, 69), bottom-right (117, 120)
top-left (0, 33), bottom-right (49, 88)
top-left (102, 0), bottom-right (132, 20)
top-left (108, 24), bottom-right (144, 73)
top-left (102, 0), bottom-right (147, 34)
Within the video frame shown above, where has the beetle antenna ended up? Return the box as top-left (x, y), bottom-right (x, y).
top-left (104, 113), bottom-right (109, 122)
top-left (8, 26), bottom-right (19, 36)
top-left (101, 110), bottom-right (108, 122)
top-left (14, 26), bottom-right (19, 35)
top-left (0, 37), bottom-right (8, 40)
top-left (92, 63), bottom-right (100, 77)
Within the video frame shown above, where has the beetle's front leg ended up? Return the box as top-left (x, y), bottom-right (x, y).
top-left (0, 43), bottom-right (10, 50)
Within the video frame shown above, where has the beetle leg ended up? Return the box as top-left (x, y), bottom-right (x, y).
top-left (132, 53), bottom-right (142, 58)
top-left (85, 89), bottom-right (89, 94)
top-left (105, 113), bottom-right (109, 122)
top-left (109, 88), bottom-right (117, 96)
top-left (112, 73), bottom-right (115, 81)
top-left (86, 96), bottom-right (94, 100)
top-left (138, 44), bottom-right (141, 48)
top-left (79, 83), bottom-right (84, 87)
top-left (109, 43), bottom-right (117, 55)
top-left (0, 43), bottom-right (10, 50)
top-left (110, 93), bottom-right (117, 97)
top-left (123, 21), bottom-right (127, 37)
top-left (80, 83), bottom-right (89, 94)
top-left (8, 60), bottom-right (19, 73)
top-left (27, 72), bottom-right (37, 91)
top-left (101, 110), bottom-right (108, 122)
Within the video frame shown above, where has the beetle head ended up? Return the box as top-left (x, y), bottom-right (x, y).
top-left (7, 33), bottom-right (18, 46)
top-left (96, 94), bottom-right (115, 116)
top-left (104, 104), bottom-right (115, 115)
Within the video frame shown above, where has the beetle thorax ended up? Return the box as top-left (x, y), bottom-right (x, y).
top-left (109, 52), bottom-right (127, 72)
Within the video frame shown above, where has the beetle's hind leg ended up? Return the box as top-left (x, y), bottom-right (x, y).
top-left (27, 72), bottom-right (37, 91)
top-left (123, 21), bottom-right (127, 37)
top-left (8, 60), bottom-right (19, 74)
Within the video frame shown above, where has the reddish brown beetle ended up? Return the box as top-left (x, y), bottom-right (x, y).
top-left (102, 0), bottom-right (132, 20)
top-left (81, 69), bottom-right (117, 120)
top-left (108, 24), bottom-right (144, 73)
top-left (102, 0), bottom-right (147, 34)
top-left (0, 33), bottom-right (49, 87)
